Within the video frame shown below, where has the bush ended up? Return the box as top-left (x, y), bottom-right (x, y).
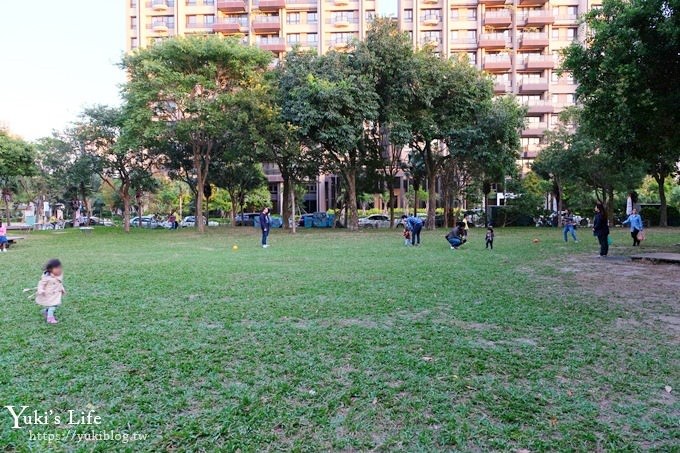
top-left (639, 206), bottom-right (680, 227)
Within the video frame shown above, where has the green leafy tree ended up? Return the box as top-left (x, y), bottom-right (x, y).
top-left (122, 36), bottom-right (272, 232)
top-left (561, 0), bottom-right (680, 225)
top-left (405, 52), bottom-right (492, 229)
top-left (0, 131), bottom-right (36, 224)
top-left (279, 50), bottom-right (380, 231)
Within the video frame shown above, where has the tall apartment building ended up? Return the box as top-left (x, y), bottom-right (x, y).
top-left (126, 0), bottom-right (380, 58)
top-left (397, 0), bottom-right (600, 163)
top-left (125, 0), bottom-right (600, 213)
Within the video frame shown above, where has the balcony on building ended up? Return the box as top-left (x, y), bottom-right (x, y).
top-left (525, 54), bottom-right (555, 69)
top-left (421, 14), bottom-right (441, 26)
top-left (522, 122), bottom-right (548, 137)
top-left (252, 16), bottom-right (281, 32)
top-left (212, 18), bottom-right (245, 33)
top-left (217, 0), bottom-right (246, 12)
top-left (326, 16), bottom-right (359, 27)
top-left (422, 0), bottom-right (441, 4)
top-left (420, 37), bottom-right (442, 48)
top-left (148, 0), bottom-right (171, 11)
top-left (483, 54), bottom-right (511, 71)
top-left (521, 10), bottom-right (554, 25)
top-left (483, 10), bottom-right (512, 26)
top-left (519, 78), bottom-right (549, 93)
top-left (493, 82), bottom-right (510, 93)
top-left (148, 21), bottom-right (172, 33)
top-left (258, 37), bottom-right (286, 52)
top-left (519, 32), bottom-right (548, 49)
top-left (479, 33), bottom-right (509, 49)
top-left (479, 0), bottom-right (507, 5)
top-left (525, 100), bottom-right (554, 114)
top-left (330, 0), bottom-right (352, 6)
top-left (256, 0), bottom-right (285, 11)
top-left (518, 0), bottom-right (547, 6)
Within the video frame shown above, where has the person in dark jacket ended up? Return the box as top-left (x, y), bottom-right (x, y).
top-left (259, 207), bottom-right (271, 248)
top-left (401, 214), bottom-right (424, 246)
top-left (445, 222), bottom-right (465, 250)
top-left (592, 202), bottom-right (610, 257)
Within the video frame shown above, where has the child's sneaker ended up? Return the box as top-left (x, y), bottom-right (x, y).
top-left (46, 316), bottom-right (58, 324)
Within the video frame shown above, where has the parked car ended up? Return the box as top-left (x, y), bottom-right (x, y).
top-left (358, 214), bottom-right (391, 228)
top-left (235, 213), bottom-right (259, 227)
top-left (180, 216), bottom-right (219, 228)
top-left (130, 216), bottom-right (160, 229)
top-left (66, 216), bottom-right (114, 227)
top-left (394, 213), bottom-right (444, 228)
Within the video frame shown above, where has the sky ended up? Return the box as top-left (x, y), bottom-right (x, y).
top-left (0, 0), bottom-right (396, 141)
top-left (0, 0), bottom-right (126, 140)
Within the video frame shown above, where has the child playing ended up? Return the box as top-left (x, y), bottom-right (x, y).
top-left (0, 220), bottom-right (7, 253)
top-left (35, 259), bottom-right (66, 324)
top-left (403, 226), bottom-right (411, 246)
top-left (485, 227), bottom-right (494, 250)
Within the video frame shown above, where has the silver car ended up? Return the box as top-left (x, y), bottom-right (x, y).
top-left (358, 214), bottom-right (391, 228)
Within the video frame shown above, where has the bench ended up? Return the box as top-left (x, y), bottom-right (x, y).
top-left (6, 236), bottom-right (25, 248)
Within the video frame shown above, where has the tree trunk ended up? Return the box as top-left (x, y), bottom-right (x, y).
top-left (194, 150), bottom-right (206, 233)
top-left (388, 184), bottom-right (395, 229)
top-left (3, 197), bottom-right (9, 226)
top-left (413, 179), bottom-right (420, 217)
top-left (121, 183), bottom-right (131, 233)
top-left (289, 179), bottom-right (297, 234)
top-left (229, 191), bottom-right (238, 227)
top-left (607, 187), bottom-right (615, 225)
top-left (282, 175), bottom-right (291, 230)
top-left (654, 174), bottom-right (668, 227)
top-left (426, 170), bottom-right (437, 230)
top-left (345, 170), bottom-right (359, 231)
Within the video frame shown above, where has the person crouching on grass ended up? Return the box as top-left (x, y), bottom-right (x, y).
top-left (445, 222), bottom-right (465, 250)
top-left (35, 259), bottom-right (66, 324)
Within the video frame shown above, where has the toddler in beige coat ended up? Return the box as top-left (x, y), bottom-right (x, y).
top-left (35, 259), bottom-right (65, 324)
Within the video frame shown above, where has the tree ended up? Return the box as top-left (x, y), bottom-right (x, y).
top-left (210, 159), bottom-right (267, 225)
top-left (405, 52), bottom-right (493, 229)
top-left (122, 36), bottom-right (272, 232)
top-left (73, 105), bottom-right (156, 232)
top-left (355, 19), bottom-right (415, 227)
top-left (561, 0), bottom-right (680, 226)
top-left (279, 50), bottom-right (380, 231)
top-left (0, 131), bottom-right (36, 224)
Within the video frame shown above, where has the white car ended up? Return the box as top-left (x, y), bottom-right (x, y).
top-left (130, 216), bottom-right (160, 229)
top-left (180, 216), bottom-right (219, 228)
top-left (358, 214), bottom-right (390, 228)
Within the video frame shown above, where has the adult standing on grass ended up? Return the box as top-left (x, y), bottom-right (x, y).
top-left (592, 202), bottom-right (610, 257)
top-left (622, 208), bottom-right (644, 246)
top-left (402, 214), bottom-right (424, 246)
top-left (260, 207), bottom-right (271, 248)
top-left (563, 209), bottom-right (578, 243)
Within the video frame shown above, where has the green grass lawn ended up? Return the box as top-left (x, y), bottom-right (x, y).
top-left (1, 226), bottom-right (678, 452)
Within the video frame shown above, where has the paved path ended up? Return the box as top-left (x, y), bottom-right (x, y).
top-left (630, 253), bottom-right (680, 264)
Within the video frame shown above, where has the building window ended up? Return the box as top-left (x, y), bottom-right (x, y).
top-left (204, 14), bottom-right (214, 24)
top-left (365, 10), bottom-right (375, 23)
top-left (466, 8), bottom-right (477, 20)
top-left (422, 9), bottom-right (441, 23)
top-left (450, 30), bottom-right (458, 41)
top-left (467, 52), bottom-right (476, 65)
top-left (287, 12), bottom-right (300, 24)
top-left (307, 12), bottom-right (318, 24)
top-left (330, 32), bottom-right (356, 45)
top-left (551, 94), bottom-right (559, 104)
top-left (551, 29), bottom-right (559, 39)
top-left (567, 6), bottom-right (578, 17)
top-left (566, 94), bottom-right (575, 104)
top-left (466, 29), bottom-right (476, 41)
top-left (567, 28), bottom-right (576, 40)
top-left (130, 0), bottom-right (138, 7)
top-left (131, 16), bottom-right (138, 29)
top-left (186, 0), bottom-right (197, 5)
top-left (404, 9), bottom-right (413, 23)
top-left (287, 33), bottom-right (300, 44)
top-left (553, 7), bottom-right (560, 16)
top-left (186, 15), bottom-right (197, 25)
top-left (131, 37), bottom-right (139, 49)
top-left (551, 72), bottom-right (559, 83)
top-left (307, 33), bottom-right (318, 43)
top-left (422, 31), bottom-right (442, 44)
top-left (450, 9), bottom-right (459, 20)
top-left (204, 0), bottom-right (214, 4)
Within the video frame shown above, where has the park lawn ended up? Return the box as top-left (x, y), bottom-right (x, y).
top-left (0, 226), bottom-right (678, 452)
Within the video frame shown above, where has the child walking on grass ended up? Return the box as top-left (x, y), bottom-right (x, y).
top-left (35, 259), bottom-right (66, 324)
top-left (485, 227), bottom-right (494, 250)
top-left (0, 220), bottom-right (8, 253)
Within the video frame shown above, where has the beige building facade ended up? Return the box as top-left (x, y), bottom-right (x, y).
top-left (125, 0), bottom-right (600, 214)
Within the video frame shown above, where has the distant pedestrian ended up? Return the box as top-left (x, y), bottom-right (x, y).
top-left (445, 222), bottom-right (465, 250)
top-left (485, 227), bottom-right (494, 250)
top-left (562, 209), bottom-right (578, 243)
top-left (592, 202), bottom-right (610, 257)
top-left (622, 208), bottom-right (644, 246)
top-left (260, 207), bottom-right (271, 248)
top-left (401, 214), bottom-right (424, 246)
top-left (168, 212), bottom-right (177, 230)
top-left (35, 259), bottom-right (66, 324)
top-left (0, 220), bottom-right (8, 253)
